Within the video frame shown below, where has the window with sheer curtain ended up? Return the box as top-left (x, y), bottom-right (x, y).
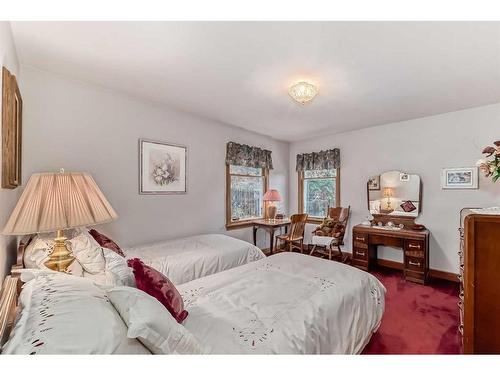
top-left (225, 142), bottom-right (272, 229)
top-left (296, 149), bottom-right (341, 221)
top-left (299, 168), bottom-right (339, 219)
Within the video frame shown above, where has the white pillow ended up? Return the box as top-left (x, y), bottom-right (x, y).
top-left (108, 286), bottom-right (208, 354)
top-left (2, 272), bottom-right (149, 354)
top-left (82, 248), bottom-right (135, 287)
top-left (102, 248), bottom-right (136, 287)
top-left (70, 229), bottom-right (106, 274)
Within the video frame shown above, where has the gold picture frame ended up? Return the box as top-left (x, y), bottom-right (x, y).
top-left (2, 67), bottom-right (22, 189)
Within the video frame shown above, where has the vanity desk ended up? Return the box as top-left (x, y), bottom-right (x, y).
top-left (354, 170), bottom-right (429, 284)
top-left (352, 223), bottom-right (429, 284)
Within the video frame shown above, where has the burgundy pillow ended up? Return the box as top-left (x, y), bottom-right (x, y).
top-left (400, 200), bottom-right (417, 213)
top-left (88, 229), bottom-right (125, 257)
top-left (127, 258), bottom-right (188, 323)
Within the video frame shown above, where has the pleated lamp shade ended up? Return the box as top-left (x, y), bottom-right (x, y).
top-left (263, 189), bottom-right (282, 202)
top-left (3, 172), bottom-right (118, 235)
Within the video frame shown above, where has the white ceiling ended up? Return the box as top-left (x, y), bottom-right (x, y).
top-left (10, 21), bottom-right (500, 142)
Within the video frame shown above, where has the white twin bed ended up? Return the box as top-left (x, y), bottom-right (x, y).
top-left (123, 234), bottom-right (265, 284)
top-left (1, 233), bottom-right (385, 355)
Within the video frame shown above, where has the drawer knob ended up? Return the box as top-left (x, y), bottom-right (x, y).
top-left (355, 236), bottom-right (364, 241)
top-left (355, 251), bottom-right (365, 256)
top-left (408, 244), bottom-right (421, 249)
top-left (409, 260), bottom-right (420, 267)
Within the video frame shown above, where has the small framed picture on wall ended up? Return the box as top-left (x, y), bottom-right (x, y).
top-left (368, 175), bottom-right (380, 190)
top-left (441, 167), bottom-right (478, 189)
top-left (139, 139), bottom-right (187, 194)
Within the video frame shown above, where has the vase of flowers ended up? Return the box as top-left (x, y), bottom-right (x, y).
top-left (476, 141), bottom-right (500, 182)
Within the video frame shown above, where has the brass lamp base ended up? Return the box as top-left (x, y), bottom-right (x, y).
top-left (44, 229), bottom-right (75, 272)
top-left (267, 205), bottom-right (277, 221)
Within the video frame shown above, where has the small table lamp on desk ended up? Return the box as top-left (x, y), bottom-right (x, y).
top-left (2, 170), bottom-right (118, 272)
top-left (263, 189), bottom-right (282, 221)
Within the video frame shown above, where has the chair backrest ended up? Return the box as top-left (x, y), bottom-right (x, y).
top-left (289, 213), bottom-right (308, 239)
top-left (327, 206), bottom-right (350, 242)
top-left (328, 206), bottom-right (350, 224)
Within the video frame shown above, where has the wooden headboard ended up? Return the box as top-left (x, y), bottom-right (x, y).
top-left (0, 235), bottom-right (33, 351)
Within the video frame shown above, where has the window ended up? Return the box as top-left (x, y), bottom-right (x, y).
top-left (298, 168), bottom-right (339, 220)
top-left (226, 165), bottom-right (268, 228)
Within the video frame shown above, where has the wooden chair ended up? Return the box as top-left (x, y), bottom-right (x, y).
top-left (275, 213), bottom-right (308, 253)
top-left (310, 206), bottom-right (351, 262)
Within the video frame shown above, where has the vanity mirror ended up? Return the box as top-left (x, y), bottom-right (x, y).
top-left (355, 170), bottom-right (428, 284)
top-left (367, 170), bottom-right (421, 218)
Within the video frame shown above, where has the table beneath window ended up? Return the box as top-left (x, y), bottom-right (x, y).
top-left (252, 219), bottom-right (291, 255)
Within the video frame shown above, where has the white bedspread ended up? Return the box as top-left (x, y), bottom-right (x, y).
top-left (123, 234), bottom-right (265, 284)
top-left (178, 252), bottom-right (385, 354)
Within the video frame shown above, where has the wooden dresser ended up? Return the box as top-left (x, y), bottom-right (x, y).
top-left (352, 224), bottom-right (430, 284)
top-left (459, 209), bottom-right (500, 354)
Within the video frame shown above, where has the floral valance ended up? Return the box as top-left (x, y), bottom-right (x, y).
top-left (296, 148), bottom-right (340, 171)
top-left (226, 142), bottom-right (274, 170)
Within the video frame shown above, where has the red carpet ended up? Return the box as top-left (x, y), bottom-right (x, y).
top-left (362, 267), bottom-right (462, 354)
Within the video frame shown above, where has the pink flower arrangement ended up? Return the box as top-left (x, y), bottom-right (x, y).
top-left (476, 140), bottom-right (500, 182)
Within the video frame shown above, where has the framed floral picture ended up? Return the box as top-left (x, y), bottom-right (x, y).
top-left (139, 139), bottom-right (187, 194)
top-left (441, 167), bottom-right (478, 189)
top-left (368, 175), bottom-right (380, 190)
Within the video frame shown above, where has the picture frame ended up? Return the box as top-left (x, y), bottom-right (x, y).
top-left (441, 167), bottom-right (478, 190)
top-left (2, 67), bottom-right (22, 189)
top-left (368, 175), bottom-right (380, 190)
top-left (139, 139), bottom-right (187, 194)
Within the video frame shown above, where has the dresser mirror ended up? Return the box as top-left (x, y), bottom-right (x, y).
top-left (367, 170), bottom-right (421, 218)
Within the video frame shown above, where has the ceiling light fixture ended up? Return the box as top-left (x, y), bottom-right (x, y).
top-left (288, 81), bottom-right (318, 105)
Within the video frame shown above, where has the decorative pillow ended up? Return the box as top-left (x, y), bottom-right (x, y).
top-left (89, 229), bottom-right (125, 257)
top-left (127, 258), bottom-right (188, 323)
top-left (2, 271), bottom-right (150, 354)
top-left (108, 286), bottom-right (207, 354)
top-left (400, 200), bottom-right (417, 213)
top-left (23, 235), bottom-right (84, 277)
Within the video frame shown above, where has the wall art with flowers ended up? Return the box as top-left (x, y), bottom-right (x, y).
top-left (139, 139), bottom-right (187, 194)
top-left (476, 140), bottom-right (500, 183)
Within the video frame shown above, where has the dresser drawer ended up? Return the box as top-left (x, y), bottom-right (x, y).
top-left (353, 247), bottom-right (368, 260)
top-left (405, 239), bottom-right (425, 252)
top-left (353, 232), bottom-right (368, 248)
top-left (405, 256), bottom-right (424, 272)
top-left (405, 250), bottom-right (424, 258)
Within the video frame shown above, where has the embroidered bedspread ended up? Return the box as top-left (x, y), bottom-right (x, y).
top-left (179, 252), bottom-right (386, 354)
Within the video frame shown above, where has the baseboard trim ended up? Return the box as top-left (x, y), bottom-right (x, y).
top-left (428, 269), bottom-right (459, 283)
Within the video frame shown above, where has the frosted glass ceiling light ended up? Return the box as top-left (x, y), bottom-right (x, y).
top-left (288, 81), bottom-right (318, 104)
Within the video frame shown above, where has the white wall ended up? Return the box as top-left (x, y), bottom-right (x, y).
top-left (18, 66), bottom-right (289, 251)
top-left (289, 104), bottom-right (500, 274)
top-left (0, 22), bottom-right (21, 282)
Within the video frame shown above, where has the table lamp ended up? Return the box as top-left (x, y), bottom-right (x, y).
top-left (263, 189), bottom-right (282, 221)
top-left (3, 170), bottom-right (118, 272)
top-left (383, 187), bottom-right (394, 210)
